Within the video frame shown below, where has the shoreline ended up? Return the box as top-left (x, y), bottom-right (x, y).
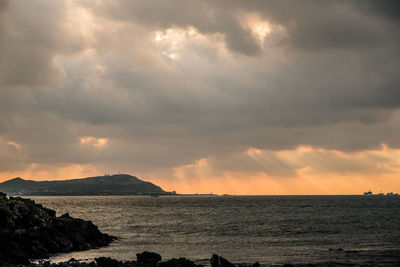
top-left (22, 248), bottom-right (400, 267)
top-left (28, 252), bottom-right (253, 267)
top-left (0, 193), bottom-right (115, 265)
top-left (37, 248), bottom-right (400, 267)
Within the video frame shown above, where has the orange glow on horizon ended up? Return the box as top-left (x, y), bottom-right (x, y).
top-left (1, 145), bottom-right (400, 195)
top-left (153, 173), bottom-right (400, 195)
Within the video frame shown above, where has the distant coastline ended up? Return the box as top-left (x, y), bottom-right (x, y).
top-left (363, 190), bottom-right (399, 196)
top-left (0, 174), bottom-right (176, 196)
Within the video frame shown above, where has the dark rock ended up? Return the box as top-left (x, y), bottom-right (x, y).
top-left (210, 254), bottom-right (236, 267)
top-left (0, 193), bottom-right (115, 265)
top-left (136, 251), bottom-right (162, 265)
top-left (95, 257), bottom-right (122, 267)
top-left (0, 251), bottom-right (256, 267)
top-left (282, 264), bottom-right (295, 267)
top-left (159, 257), bottom-right (202, 267)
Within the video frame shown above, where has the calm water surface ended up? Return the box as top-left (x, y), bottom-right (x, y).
top-left (30, 195), bottom-right (400, 266)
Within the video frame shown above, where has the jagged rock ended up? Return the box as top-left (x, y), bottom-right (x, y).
top-left (0, 251), bottom-right (260, 267)
top-left (210, 254), bottom-right (236, 267)
top-left (136, 251), bottom-right (162, 265)
top-left (0, 193), bottom-right (115, 265)
top-left (95, 257), bottom-right (122, 267)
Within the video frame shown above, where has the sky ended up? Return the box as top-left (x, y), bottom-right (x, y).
top-left (0, 0), bottom-right (400, 194)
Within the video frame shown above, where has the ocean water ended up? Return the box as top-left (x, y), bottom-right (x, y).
top-left (30, 195), bottom-right (400, 266)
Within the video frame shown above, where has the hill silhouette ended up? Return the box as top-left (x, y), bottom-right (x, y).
top-left (0, 174), bottom-right (174, 196)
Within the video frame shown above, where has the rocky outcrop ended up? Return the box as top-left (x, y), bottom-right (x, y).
top-left (92, 253), bottom-right (203, 267)
top-left (136, 251), bottom-right (162, 265)
top-left (0, 193), bottom-right (115, 265)
top-left (0, 250), bottom-right (266, 267)
top-left (210, 254), bottom-right (236, 267)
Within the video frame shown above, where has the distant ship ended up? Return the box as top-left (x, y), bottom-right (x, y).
top-left (363, 190), bottom-right (373, 196)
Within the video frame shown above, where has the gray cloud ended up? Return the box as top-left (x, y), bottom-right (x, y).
top-left (0, 0), bottom-right (400, 178)
top-left (358, 0), bottom-right (400, 22)
top-left (94, 1), bottom-right (400, 53)
top-left (0, 1), bottom-right (66, 86)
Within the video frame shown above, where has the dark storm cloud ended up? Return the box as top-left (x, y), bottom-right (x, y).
top-left (91, 0), bottom-right (263, 56)
top-left (358, 0), bottom-right (400, 22)
top-left (95, 0), bottom-right (400, 53)
top-left (1, 0), bottom-right (400, 177)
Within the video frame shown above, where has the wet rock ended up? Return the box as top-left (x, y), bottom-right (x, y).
top-left (210, 254), bottom-right (236, 267)
top-left (95, 257), bottom-right (122, 267)
top-left (0, 193), bottom-right (115, 265)
top-left (0, 251), bottom-right (263, 267)
top-left (136, 251), bottom-right (162, 265)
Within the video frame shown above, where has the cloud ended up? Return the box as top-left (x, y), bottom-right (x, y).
top-left (93, 1), bottom-right (400, 53)
top-left (0, 1), bottom-right (76, 87)
top-left (0, 137), bottom-right (26, 172)
top-left (358, 0), bottom-right (400, 22)
top-left (173, 145), bottom-right (400, 180)
top-left (0, 0), bottom-right (399, 192)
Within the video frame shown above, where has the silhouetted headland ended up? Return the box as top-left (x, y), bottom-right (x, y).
top-left (0, 192), bottom-right (115, 265)
top-left (0, 174), bottom-right (176, 196)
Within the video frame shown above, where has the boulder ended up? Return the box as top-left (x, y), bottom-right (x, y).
top-left (210, 254), bottom-right (236, 267)
top-left (136, 251), bottom-right (162, 265)
top-left (95, 257), bottom-right (122, 267)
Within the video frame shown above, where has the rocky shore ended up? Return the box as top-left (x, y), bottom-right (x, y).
top-left (4, 252), bottom-right (257, 267)
top-left (0, 192), bottom-right (262, 266)
top-left (0, 192), bottom-right (115, 265)
top-left (0, 193), bottom-right (259, 267)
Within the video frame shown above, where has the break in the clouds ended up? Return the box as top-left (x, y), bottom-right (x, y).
top-left (0, 0), bottom-right (400, 193)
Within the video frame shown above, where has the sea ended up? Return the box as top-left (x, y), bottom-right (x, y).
top-left (30, 195), bottom-right (400, 266)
